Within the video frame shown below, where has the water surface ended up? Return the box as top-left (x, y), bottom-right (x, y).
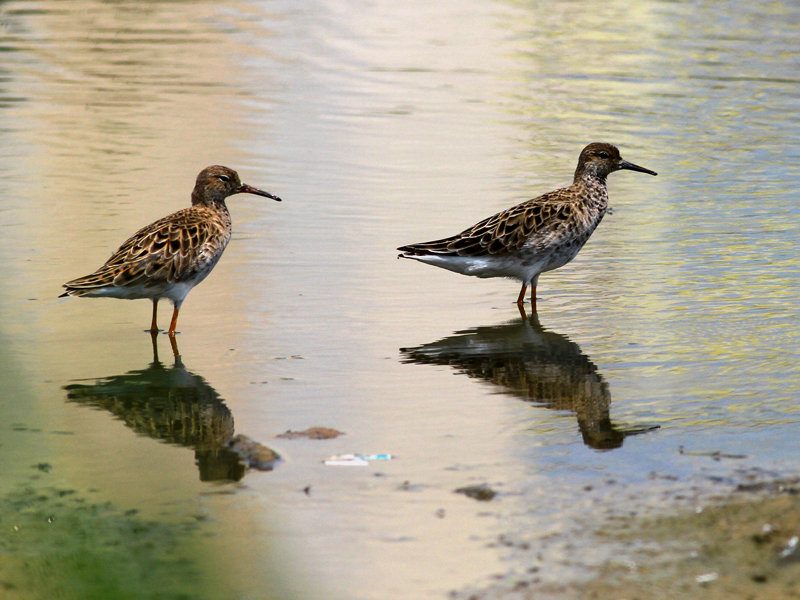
top-left (1, 0), bottom-right (799, 598)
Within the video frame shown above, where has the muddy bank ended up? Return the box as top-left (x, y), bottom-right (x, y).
top-left (581, 480), bottom-right (800, 600)
top-left (454, 477), bottom-right (800, 600)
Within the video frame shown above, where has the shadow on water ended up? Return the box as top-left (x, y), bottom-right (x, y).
top-left (63, 334), bottom-right (280, 481)
top-left (401, 311), bottom-right (658, 450)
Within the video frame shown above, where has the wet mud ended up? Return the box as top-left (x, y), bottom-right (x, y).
top-left (453, 476), bottom-right (800, 600)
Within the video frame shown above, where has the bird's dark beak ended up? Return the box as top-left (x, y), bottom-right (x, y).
top-left (619, 159), bottom-right (657, 176)
top-left (238, 184), bottom-right (282, 201)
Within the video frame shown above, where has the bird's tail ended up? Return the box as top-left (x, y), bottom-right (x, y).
top-left (59, 272), bottom-right (111, 298)
top-left (59, 286), bottom-right (94, 298)
top-left (397, 240), bottom-right (458, 259)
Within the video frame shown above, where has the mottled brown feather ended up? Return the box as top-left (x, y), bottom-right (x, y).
top-left (398, 187), bottom-right (578, 258)
top-left (62, 206), bottom-right (230, 293)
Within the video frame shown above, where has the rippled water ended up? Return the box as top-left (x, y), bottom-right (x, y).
top-left (1, 0), bottom-right (799, 598)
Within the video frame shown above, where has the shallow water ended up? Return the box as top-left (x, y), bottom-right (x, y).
top-left (1, 0), bottom-right (799, 598)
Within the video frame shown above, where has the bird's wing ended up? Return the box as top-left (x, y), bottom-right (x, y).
top-left (398, 187), bottom-right (577, 257)
top-left (63, 208), bottom-right (229, 291)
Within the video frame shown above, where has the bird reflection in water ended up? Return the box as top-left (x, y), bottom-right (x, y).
top-left (401, 309), bottom-right (657, 450)
top-left (64, 334), bottom-right (280, 481)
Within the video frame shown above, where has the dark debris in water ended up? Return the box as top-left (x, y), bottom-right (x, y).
top-left (225, 434), bottom-right (281, 471)
top-left (276, 427), bottom-right (343, 440)
top-left (455, 484), bottom-right (497, 502)
top-left (736, 477), bottom-right (800, 495)
top-left (397, 480), bottom-right (428, 492)
top-left (679, 446), bottom-right (748, 460)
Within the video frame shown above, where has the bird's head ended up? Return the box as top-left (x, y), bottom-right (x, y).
top-left (192, 165), bottom-right (282, 205)
top-left (574, 143), bottom-right (657, 182)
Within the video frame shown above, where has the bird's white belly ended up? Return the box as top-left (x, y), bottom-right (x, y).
top-left (79, 253), bottom-right (222, 303)
top-left (409, 253), bottom-right (551, 283)
top-left (79, 281), bottom-right (198, 302)
top-left (407, 237), bottom-right (590, 284)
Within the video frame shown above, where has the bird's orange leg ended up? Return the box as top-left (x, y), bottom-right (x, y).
top-left (516, 284), bottom-right (527, 307)
top-left (149, 300), bottom-right (159, 333)
top-left (530, 285), bottom-right (537, 313)
top-left (168, 308), bottom-right (180, 336)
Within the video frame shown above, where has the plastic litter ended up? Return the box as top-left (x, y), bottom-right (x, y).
top-left (324, 454), bottom-right (394, 466)
top-left (781, 536), bottom-right (799, 558)
top-left (695, 572), bottom-right (718, 584)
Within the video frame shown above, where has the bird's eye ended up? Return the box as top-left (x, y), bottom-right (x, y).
top-left (598, 151), bottom-right (610, 159)
top-left (218, 175), bottom-right (230, 183)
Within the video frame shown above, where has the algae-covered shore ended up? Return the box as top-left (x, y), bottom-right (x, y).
top-left (0, 481), bottom-right (205, 600)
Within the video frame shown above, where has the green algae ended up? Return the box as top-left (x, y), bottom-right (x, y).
top-left (0, 484), bottom-right (204, 600)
